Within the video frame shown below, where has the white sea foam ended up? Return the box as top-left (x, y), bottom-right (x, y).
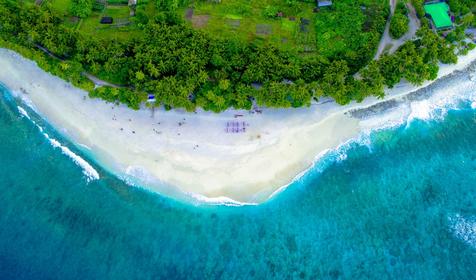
top-left (267, 146), bottom-right (334, 200)
top-left (19, 95), bottom-right (38, 113)
top-left (448, 214), bottom-right (476, 249)
top-left (359, 105), bottom-right (409, 132)
top-left (12, 73), bottom-right (476, 205)
top-left (16, 103), bottom-right (100, 182)
top-left (3, 47), bottom-right (476, 205)
top-left (125, 165), bottom-right (157, 184)
top-left (188, 192), bottom-right (258, 207)
top-left (266, 71), bottom-right (476, 202)
top-left (125, 165), bottom-right (259, 206)
top-left (408, 100), bottom-right (433, 122)
top-left (267, 137), bottom-right (361, 201)
top-left (18, 106), bottom-right (43, 134)
top-left (43, 132), bottom-right (100, 182)
top-left (17, 106), bottom-right (30, 119)
top-left (336, 150), bottom-right (348, 162)
top-left (405, 78), bottom-right (476, 124)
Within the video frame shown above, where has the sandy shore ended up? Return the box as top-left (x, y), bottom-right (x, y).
top-left (1, 48), bottom-right (476, 204)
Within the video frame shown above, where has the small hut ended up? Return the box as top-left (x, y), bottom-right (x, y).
top-left (317, 0), bottom-right (333, 8)
top-left (147, 94), bottom-right (156, 103)
top-left (100, 17), bottom-right (113, 24)
top-left (424, 2), bottom-right (453, 30)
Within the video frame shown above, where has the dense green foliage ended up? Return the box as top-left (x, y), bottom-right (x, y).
top-left (390, 2), bottom-right (409, 39)
top-left (70, 0), bottom-right (94, 18)
top-left (314, 0), bottom-right (388, 71)
top-left (156, 0), bottom-right (189, 11)
top-left (390, 14), bottom-right (409, 39)
top-left (413, 0), bottom-right (475, 19)
top-left (411, 0), bottom-right (425, 18)
top-left (0, 0), bottom-right (470, 111)
top-left (0, 38), bottom-right (94, 92)
top-left (90, 87), bottom-right (143, 110)
top-left (448, 0), bottom-right (476, 15)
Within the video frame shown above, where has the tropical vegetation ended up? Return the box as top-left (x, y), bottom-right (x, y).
top-left (0, 0), bottom-right (474, 111)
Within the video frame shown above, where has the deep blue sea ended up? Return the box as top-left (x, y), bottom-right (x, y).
top-left (1, 84), bottom-right (475, 279)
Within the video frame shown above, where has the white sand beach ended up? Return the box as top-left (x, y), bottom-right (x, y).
top-left (1, 48), bottom-right (476, 203)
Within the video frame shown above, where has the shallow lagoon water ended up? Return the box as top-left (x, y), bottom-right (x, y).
top-left (1, 85), bottom-right (475, 279)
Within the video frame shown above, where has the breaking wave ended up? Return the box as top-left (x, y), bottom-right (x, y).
top-left (43, 132), bottom-right (100, 182)
top-left (269, 60), bottom-right (476, 202)
top-left (4, 57), bottom-right (476, 205)
top-left (16, 105), bottom-right (99, 182)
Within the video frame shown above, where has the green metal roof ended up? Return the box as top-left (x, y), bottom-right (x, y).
top-left (424, 2), bottom-right (452, 29)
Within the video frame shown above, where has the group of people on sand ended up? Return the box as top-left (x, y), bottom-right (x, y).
top-left (109, 112), bottom-right (205, 149)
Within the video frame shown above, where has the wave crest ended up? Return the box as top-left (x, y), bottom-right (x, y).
top-left (17, 105), bottom-right (99, 182)
top-left (17, 106), bottom-right (30, 119)
top-left (44, 133), bottom-right (100, 182)
top-left (188, 192), bottom-right (258, 207)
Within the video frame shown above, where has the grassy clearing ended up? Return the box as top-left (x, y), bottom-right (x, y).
top-left (313, 0), bottom-right (388, 69)
top-left (42, 0), bottom-right (386, 67)
top-left (46, 0), bottom-right (141, 40)
top-left (180, 0), bottom-right (316, 52)
top-left (181, 0), bottom-right (388, 66)
top-left (81, 5), bottom-right (140, 40)
top-left (48, 0), bottom-right (72, 16)
top-left (47, 0), bottom-right (78, 28)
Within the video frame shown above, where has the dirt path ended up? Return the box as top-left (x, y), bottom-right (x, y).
top-left (388, 2), bottom-right (420, 53)
top-left (374, 0), bottom-right (397, 60)
top-left (34, 44), bottom-right (123, 88)
top-left (82, 73), bottom-right (123, 88)
top-left (374, 0), bottom-right (420, 59)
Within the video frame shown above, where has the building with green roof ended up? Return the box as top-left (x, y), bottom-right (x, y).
top-left (424, 2), bottom-right (453, 30)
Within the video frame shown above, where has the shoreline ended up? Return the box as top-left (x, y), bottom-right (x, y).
top-left (1, 47), bottom-right (476, 204)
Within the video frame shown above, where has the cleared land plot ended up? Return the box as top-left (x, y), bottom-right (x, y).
top-left (49, 0), bottom-right (73, 16)
top-left (45, 0), bottom-right (387, 64)
top-left (313, 0), bottom-right (388, 68)
top-left (191, 15), bottom-right (210, 28)
top-left (79, 5), bottom-right (139, 40)
top-left (256, 24), bottom-right (272, 36)
top-left (47, 0), bottom-right (143, 40)
top-left (226, 19), bottom-right (241, 29)
top-left (181, 0), bottom-right (316, 52)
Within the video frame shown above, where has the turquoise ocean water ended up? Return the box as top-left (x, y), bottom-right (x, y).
top-left (0, 84), bottom-right (475, 279)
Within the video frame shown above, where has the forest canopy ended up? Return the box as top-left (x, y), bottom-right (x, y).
top-left (0, 0), bottom-right (473, 111)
